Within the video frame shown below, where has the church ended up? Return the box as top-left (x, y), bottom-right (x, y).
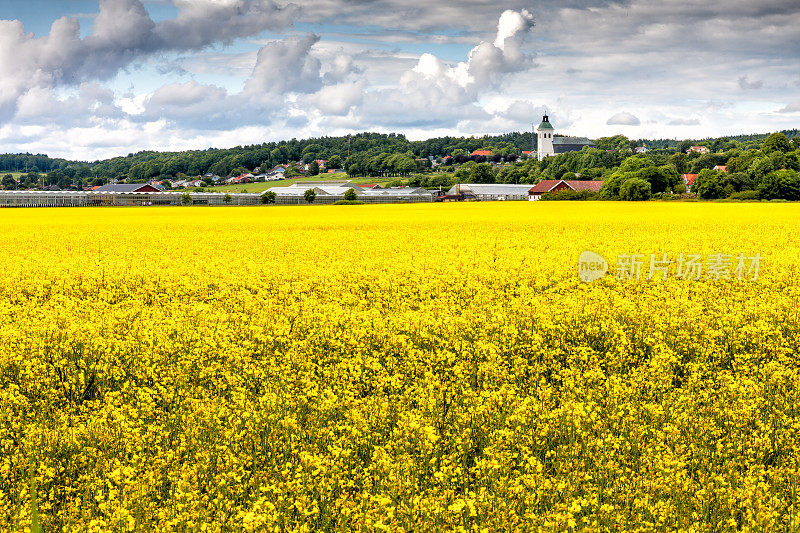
top-left (536, 115), bottom-right (596, 161)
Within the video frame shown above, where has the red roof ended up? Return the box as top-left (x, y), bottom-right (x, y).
top-left (522, 151), bottom-right (534, 155)
top-left (682, 174), bottom-right (699, 187)
top-left (714, 165), bottom-right (728, 172)
top-left (357, 184), bottom-right (379, 188)
top-left (528, 180), bottom-right (604, 194)
top-left (529, 180), bottom-right (562, 193)
top-left (471, 150), bottom-right (494, 156)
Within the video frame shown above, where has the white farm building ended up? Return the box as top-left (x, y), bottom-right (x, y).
top-left (445, 183), bottom-right (533, 201)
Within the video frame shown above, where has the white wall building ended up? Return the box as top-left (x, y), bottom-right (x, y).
top-left (537, 114), bottom-right (555, 161)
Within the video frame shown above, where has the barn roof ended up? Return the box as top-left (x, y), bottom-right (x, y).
top-left (529, 180), bottom-right (603, 194)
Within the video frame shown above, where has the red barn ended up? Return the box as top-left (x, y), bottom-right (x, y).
top-left (528, 180), bottom-right (603, 200)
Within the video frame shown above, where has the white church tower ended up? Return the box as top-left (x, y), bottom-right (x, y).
top-left (536, 114), bottom-right (555, 161)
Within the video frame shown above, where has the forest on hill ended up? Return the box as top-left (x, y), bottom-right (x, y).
top-left (0, 129), bottom-right (798, 196)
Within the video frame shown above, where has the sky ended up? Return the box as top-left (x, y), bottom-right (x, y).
top-left (0, 0), bottom-right (798, 161)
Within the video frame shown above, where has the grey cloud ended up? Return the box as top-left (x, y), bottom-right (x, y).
top-left (244, 34), bottom-right (324, 95)
top-left (0, 0), bottom-right (299, 120)
top-left (606, 112), bottom-right (641, 126)
top-left (777, 102), bottom-right (800, 113)
top-left (141, 32), bottom-right (357, 129)
top-left (738, 76), bottom-right (764, 90)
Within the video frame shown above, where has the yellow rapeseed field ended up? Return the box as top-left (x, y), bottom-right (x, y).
top-left (2, 202), bottom-right (800, 532)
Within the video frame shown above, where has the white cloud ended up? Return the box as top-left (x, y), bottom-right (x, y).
top-left (606, 112), bottom-right (641, 126)
top-left (302, 80), bottom-right (366, 116)
top-left (667, 117), bottom-right (701, 126)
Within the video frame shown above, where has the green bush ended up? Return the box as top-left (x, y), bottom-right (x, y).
top-left (334, 200), bottom-right (365, 205)
top-left (728, 190), bottom-right (760, 201)
top-left (540, 189), bottom-right (599, 201)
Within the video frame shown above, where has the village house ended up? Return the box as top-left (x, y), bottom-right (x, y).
top-left (681, 174), bottom-right (699, 192)
top-left (687, 146), bottom-right (710, 154)
top-left (528, 180), bottom-right (604, 201)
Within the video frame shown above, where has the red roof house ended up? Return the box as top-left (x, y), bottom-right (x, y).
top-left (713, 165), bottom-right (728, 172)
top-left (529, 180), bottom-right (603, 200)
top-left (682, 174), bottom-right (699, 191)
top-left (471, 150), bottom-right (494, 157)
top-left (687, 146), bottom-right (710, 154)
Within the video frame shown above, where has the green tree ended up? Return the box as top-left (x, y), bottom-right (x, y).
top-left (668, 153), bottom-right (688, 174)
top-left (762, 132), bottom-right (791, 154)
top-left (758, 170), bottom-right (800, 200)
top-left (303, 189), bottom-right (317, 203)
top-left (2, 174), bottom-right (15, 190)
top-left (619, 178), bottom-right (651, 201)
top-left (181, 192), bottom-right (193, 205)
top-left (223, 193), bottom-right (233, 204)
top-left (308, 161), bottom-right (320, 176)
top-left (469, 163), bottom-right (495, 184)
top-left (640, 166), bottom-right (680, 194)
top-left (261, 190), bottom-right (277, 204)
top-left (327, 155), bottom-right (342, 170)
top-left (693, 169), bottom-right (726, 199)
top-left (344, 188), bottom-right (358, 201)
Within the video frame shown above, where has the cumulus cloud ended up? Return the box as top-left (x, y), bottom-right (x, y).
top-left (14, 83), bottom-right (124, 126)
top-left (141, 31), bottom-right (362, 128)
top-left (606, 112), bottom-right (641, 126)
top-left (402, 9), bottom-right (535, 102)
top-left (302, 80), bottom-right (366, 116)
top-left (352, 9), bottom-right (536, 129)
top-left (0, 0), bottom-right (299, 120)
top-left (244, 34), bottom-right (325, 96)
